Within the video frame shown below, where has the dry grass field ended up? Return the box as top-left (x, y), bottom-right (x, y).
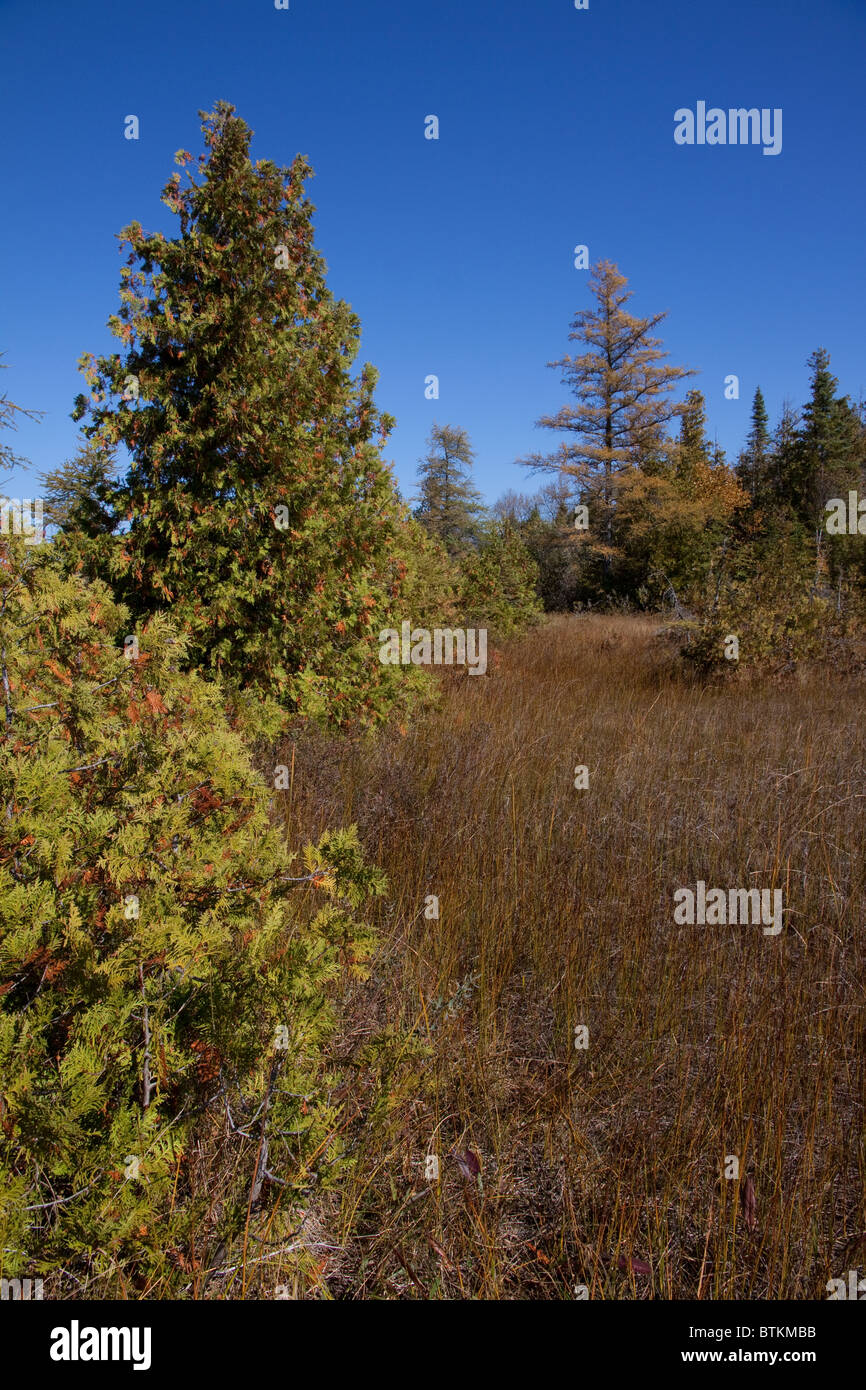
top-left (263, 613), bottom-right (865, 1300)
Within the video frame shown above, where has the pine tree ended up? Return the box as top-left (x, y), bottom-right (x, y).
top-left (414, 422), bottom-right (485, 556)
top-left (69, 103), bottom-right (415, 729)
top-left (517, 261), bottom-right (694, 574)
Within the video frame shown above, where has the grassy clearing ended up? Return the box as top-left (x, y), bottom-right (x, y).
top-left (263, 613), bottom-right (865, 1299)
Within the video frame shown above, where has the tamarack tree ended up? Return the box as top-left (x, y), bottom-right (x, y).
top-left (519, 261), bottom-right (695, 541)
top-left (516, 266), bottom-right (752, 603)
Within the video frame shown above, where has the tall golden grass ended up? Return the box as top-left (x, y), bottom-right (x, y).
top-left (268, 613), bottom-right (865, 1299)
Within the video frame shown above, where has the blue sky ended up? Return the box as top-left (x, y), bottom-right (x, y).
top-left (2, 0), bottom-right (864, 505)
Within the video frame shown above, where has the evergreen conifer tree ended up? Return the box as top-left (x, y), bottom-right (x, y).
top-left (738, 386), bottom-right (770, 500)
top-left (414, 422), bottom-right (485, 556)
top-left (69, 103), bottom-right (416, 728)
top-left (676, 389), bottom-right (712, 479)
top-left (458, 519), bottom-right (542, 639)
top-left (39, 435), bottom-right (119, 537)
top-left (791, 349), bottom-right (861, 536)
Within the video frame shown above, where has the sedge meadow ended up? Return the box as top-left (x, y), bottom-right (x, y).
top-left (265, 614), bottom-right (865, 1300)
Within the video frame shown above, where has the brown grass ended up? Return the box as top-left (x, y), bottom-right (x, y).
top-left (267, 613), bottom-right (866, 1300)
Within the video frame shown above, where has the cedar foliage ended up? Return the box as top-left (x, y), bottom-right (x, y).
top-left (65, 103), bottom-right (425, 729)
top-left (0, 535), bottom-right (386, 1290)
top-left (39, 436), bottom-right (119, 544)
top-left (458, 519), bottom-right (543, 640)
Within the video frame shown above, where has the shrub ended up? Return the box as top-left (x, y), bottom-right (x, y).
top-left (0, 538), bottom-right (385, 1293)
top-left (457, 521), bottom-right (543, 640)
top-left (680, 525), bottom-right (846, 673)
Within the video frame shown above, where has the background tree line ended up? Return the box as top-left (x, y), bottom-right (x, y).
top-left (483, 260), bottom-right (866, 669)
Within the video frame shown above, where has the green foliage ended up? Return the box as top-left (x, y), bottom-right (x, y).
top-left (789, 349), bottom-right (862, 532)
top-left (457, 520), bottom-right (543, 640)
top-left (66, 103), bottom-right (418, 730)
top-left (39, 437), bottom-right (120, 583)
top-left (737, 386), bottom-right (770, 500)
top-left (680, 521), bottom-right (846, 672)
top-left (413, 422), bottom-right (485, 557)
top-left (0, 538), bottom-right (385, 1290)
top-left (683, 350), bottom-right (865, 672)
top-left (393, 510), bottom-right (460, 632)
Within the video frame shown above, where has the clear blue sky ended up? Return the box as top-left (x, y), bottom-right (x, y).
top-left (2, 0), bottom-right (864, 505)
